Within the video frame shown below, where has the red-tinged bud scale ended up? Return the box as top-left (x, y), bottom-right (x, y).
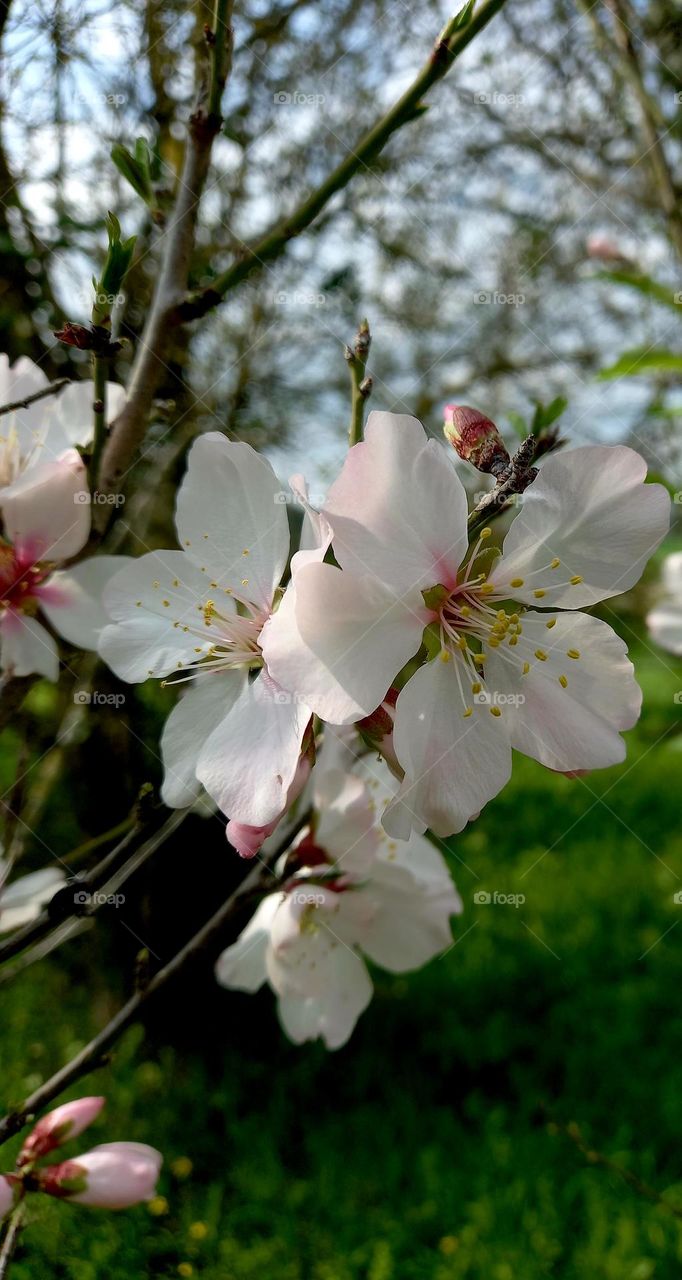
top-left (18, 1097), bottom-right (105, 1168)
top-left (443, 404), bottom-right (510, 476)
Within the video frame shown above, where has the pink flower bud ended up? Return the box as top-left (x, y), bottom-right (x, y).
top-left (443, 404), bottom-right (509, 475)
top-left (227, 747), bottom-right (313, 859)
top-left (0, 1176), bottom-right (16, 1222)
top-left (356, 688), bottom-right (403, 780)
top-left (18, 1097), bottom-right (105, 1167)
top-left (37, 1142), bottom-right (162, 1210)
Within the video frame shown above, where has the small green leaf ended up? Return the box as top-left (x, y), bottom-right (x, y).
top-left (598, 349), bottom-right (682, 380)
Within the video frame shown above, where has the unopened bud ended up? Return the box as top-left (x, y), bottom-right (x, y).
top-left (443, 404), bottom-right (510, 476)
top-left (18, 1097), bottom-right (105, 1168)
top-left (356, 688), bottom-right (403, 780)
top-left (0, 1176), bottom-right (17, 1222)
top-left (37, 1142), bottom-right (162, 1209)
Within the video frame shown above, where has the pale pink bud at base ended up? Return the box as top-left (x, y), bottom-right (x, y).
top-left (38, 1142), bottom-right (162, 1210)
top-left (227, 747), bottom-right (313, 859)
top-left (443, 404), bottom-right (509, 475)
top-left (0, 1176), bottom-right (16, 1222)
top-left (18, 1096), bottom-right (105, 1167)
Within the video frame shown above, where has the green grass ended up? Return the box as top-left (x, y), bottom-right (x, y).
top-left (1, 618), bottom-right (682, 1279)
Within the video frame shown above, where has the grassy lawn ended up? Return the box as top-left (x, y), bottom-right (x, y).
top-left (1, 619), bottom-right (682, 1279)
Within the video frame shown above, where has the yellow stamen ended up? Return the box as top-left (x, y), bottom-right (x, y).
top-left (567, 648), bottom-right (580, 659)
top-left (559, 675), bottom-right (568, 688)
top-left (490, 706), bottom-right (502, 717)
top-left (522, 661), bottom-right (530, 675)
top-left (570, 575), bottom-right (583, 585)
top-left (550, 558), bottom-right (560, 569)
top-left (510, 578), bottom-right (524, 588)
top-left (533, 589), bottom-right (546, 599)
top-left (535, 649), bottom-right (548, 661)
top-left (471, 682), bottom-right (482, 694)
top-left (546, 618), bottom-right (556, 629)
top-left (463, 707), bottom-right (473, 718)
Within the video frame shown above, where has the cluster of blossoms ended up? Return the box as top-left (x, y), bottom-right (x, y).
top-left (0, 1097), bottom-right (161, 1219)
top-left (217, 745), bottom-right (462, 1048)
top-left (0, 354), bottom-right (671, 1047)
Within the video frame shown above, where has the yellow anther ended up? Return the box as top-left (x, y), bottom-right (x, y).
top-left (510, 578), bottom-right (524, 588)
top-left (488, 637), bottom-right (500, 648)
top-left (194, 647), bottom-right (202, 653)
top-left (480, 584), bottom-right (495, 595)
top-left (510, 613), bottom-right (519, 624)
top-left (508, 635), bottom-right (518, 647)
top-left (497, 610), bottom-right (507, 622)
top-left (471, 682), bottom-right (482, 694)
top-left (550, 558), bottom-right (560, 569)
top-left (546, 618), bottom-right (556, 629)
top-left (559, 675), bottom-right (568, 688)
top-left (533, 589), bottom-right (546, 599)
top-left (570, 575), bottom-right (583, 585)
top-left (242, 548), bottom-right (250, 556)
top-left (202, 600), bottom-right (216, 626)
top-left (152, 580), bottom-right (160, 589)
top-left (460, 605), bottom-right (471, 617)
top-left (162, 599), bottom-right (170, 607)
top-left (535, 649), bottom-right (548, 661)
top-left (135, 600), bottom-right (142, 607)
top-left (241, 579), bottom-right (249, 586)
top-left (172, 579), bottom-right (180, 587)
top-left (567, 648), bottom-right (580, 659)
top-left (490, 706), bottom-right (502, 717)
top-left (479, 528), bottom-right (492, 540)
top-left (440, 649), bottom-right (452, 662)
top-left (463, 707), bottom-right (473, 718)
top-left (473, 654), bottom-right (486, 665)
top-left (522, 661), bottom-right (530, 675)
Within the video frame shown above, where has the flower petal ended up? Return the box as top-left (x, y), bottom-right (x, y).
top-left (359, 860), bottom-right (461, 972)
top-left (175, 432), bottom-right (289, 610)
top-left (484, 610), bottom-right (641, 771)
top-left (384, 656), bottom-right (512, 838)
top-left (0, 449), bottom-right (90, 562)
top-left (39, 555), bottom-right (131, 649)
top-left (99, 550), bottom-right (219, 682)
top-left (647, 603), bottom-right (682, 656)
top-left (196, 670), bottom-right (311, 825)
top-left (490, 445), bottom-right (670, 607)
top-left (324, 411), bottom-right (469, 594)
top-left (262, 560), bottom-right (427, 724)
top-left (160, 671), bottom-right (246, 807)
top-left (215, 894), bottom-right (280, 993)
top-left (0, 610), bottom-right (59, 680)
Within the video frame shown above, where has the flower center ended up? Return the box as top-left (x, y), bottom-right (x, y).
top-left (161, 582), bottom-right (269, 686)
top-left (0, 542), bottom-right (48, 618)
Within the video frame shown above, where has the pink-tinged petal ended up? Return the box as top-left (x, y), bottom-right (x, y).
top-left (384, 656), bottom-right (512, 839)
top-left (41, 1143), bottom-right (162, 1209)
top-left (226, 748), bottom-right (313, 858)
top-left (99, 550), bottom-right (219, 682)
top-left (39, 555), bottom-right (131, 650)
top-left (175, 433), bottom-right (289, 610)
top-left (263, 561), bottom-right (427, 724)
top-left (647, 603), bottom-right (682, 655)
top-left (0, 449), bottom-right (90, 563)
top-left (18, 1097), bottom-right (105, 1166)
top-left (484, 610), bottom-right (641, 772)
top-left (215, 894), bottom-right (280, 992)
top-left (160, 670), bottom-right (246, 808)
top-left (324, 411), bottom-right (469, 594)
top-left (359, 860), bottom-right (461, 973)
top-left (0, 610), bottom-right (59, 680)
top-left (490, 445), bottom-right (670, 608)
top-left (196, 670), bottom-right (311, 825)
top-left (0, 1176), bottom-right (15, 1222)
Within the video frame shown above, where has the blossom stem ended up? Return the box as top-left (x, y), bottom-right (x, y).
top-left (467, 434), bottom-right (538, 539)
top-left (0, 1201), bottom-right (25, 1279)
top-left (89, 356), bottom-right (107, 493)
top-left (346, 319), bottom-right (372, 447)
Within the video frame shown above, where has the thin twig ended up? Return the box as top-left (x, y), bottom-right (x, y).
top-left (0, 1202), bottom-right (25, 1279)
top-left (98, 0), bottom-right (507, 502)
top-left (345, 320), bottom-right (372, 447)
top-left (0, 380), bottom-right (70, 419)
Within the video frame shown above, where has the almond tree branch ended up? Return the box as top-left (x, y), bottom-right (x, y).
top-left (0, 379), bottom-right (70, 419)
top-left (98, 0), bottom-right (508, 501)
top-left (96, 0), bottom-right (234, 509)
top-left (0, 812), bottom-right (309, 1148)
